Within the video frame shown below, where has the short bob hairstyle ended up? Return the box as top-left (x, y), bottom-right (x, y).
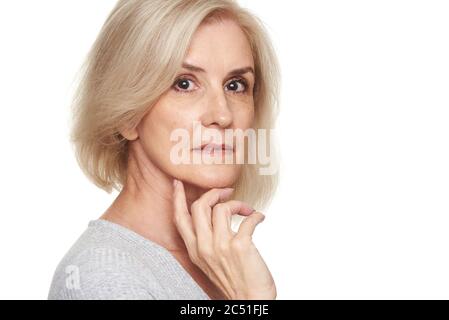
top-left (70, 0), bottom-right (281, 211)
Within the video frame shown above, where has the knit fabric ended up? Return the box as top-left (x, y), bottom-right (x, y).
top-left (48, 219), bottom-right (210, 300)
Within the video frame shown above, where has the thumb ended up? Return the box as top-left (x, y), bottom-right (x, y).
top-left (236, 211), bottom-right (266, 238)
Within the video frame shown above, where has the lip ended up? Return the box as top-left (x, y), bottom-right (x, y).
top-left (192, 143), bottom-right (234, 152)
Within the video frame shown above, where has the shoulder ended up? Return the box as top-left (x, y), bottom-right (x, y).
top-left (48, 245), bottom-right (165, 300)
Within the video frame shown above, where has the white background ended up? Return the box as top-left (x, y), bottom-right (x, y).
top-left (0, 0), bottom-right (448, 299)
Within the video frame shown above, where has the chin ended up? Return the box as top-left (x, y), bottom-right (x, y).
top-left (183, 165), bottom-right (241, 189)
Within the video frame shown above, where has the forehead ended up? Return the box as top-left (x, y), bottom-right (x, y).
top-left (183, 18), bottom-right (254, 71)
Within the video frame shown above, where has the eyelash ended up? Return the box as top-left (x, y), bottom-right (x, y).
top-left (172, 76), bottom-right (249, 95)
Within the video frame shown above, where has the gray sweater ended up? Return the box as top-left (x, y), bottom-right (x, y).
top-left (48, 219), bottom-right (210, 300)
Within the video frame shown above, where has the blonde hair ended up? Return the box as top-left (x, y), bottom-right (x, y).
top-left (70, 0), bottom-right (281, 211)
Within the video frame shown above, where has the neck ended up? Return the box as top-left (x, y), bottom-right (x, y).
top-left (100, 139), bottom-right (205, 253)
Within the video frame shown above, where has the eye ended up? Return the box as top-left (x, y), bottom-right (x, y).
top-left (225, 78), bottom-right (248, 94)
top-left (173, 77), bottom-right (197, 93)
top-left (172, 76), bottom-right (249, 94)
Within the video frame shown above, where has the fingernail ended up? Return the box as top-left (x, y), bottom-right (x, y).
top-left (254, 210), bottom-right (264, 216)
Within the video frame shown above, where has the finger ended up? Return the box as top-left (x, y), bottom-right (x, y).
top-left (191, 187), bottom-right (235, 241)
top-left (236, 211), bottom-right (266, 238)
top-left (212, 200), bottom-right (255, 241)
top-left (196, 187), bottom-right (235, 208)
top-left (172, 179), bottom-right (196, 249)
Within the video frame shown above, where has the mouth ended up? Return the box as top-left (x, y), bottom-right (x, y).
top-left (192, 143), bottom-right (234, 155)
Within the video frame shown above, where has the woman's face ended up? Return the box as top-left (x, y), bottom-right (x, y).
top-left (133, 19), bottom-right (255, 189)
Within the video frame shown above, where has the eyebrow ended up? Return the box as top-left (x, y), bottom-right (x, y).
top-left (181, 62), bottom-right (255, 78)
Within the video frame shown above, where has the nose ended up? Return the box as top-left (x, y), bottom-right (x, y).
top-left (200, 88), bottom-right (233, 128)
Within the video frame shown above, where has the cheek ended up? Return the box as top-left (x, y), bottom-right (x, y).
top-left (139, 101), bottom-right (201, 164)
top-left (232, 104), bottom-right (255, 129)
top-left (145, 101), bottom-right (198, 137)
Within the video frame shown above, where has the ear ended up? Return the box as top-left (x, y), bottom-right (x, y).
top-left (119, 126), bottom-right (139, 141)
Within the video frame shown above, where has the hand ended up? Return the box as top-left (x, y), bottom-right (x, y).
top-left (172, 179), bottom-right (276, 300)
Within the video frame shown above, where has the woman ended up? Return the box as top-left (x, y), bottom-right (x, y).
top-left (48, 0), bottom-right (280, 300)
